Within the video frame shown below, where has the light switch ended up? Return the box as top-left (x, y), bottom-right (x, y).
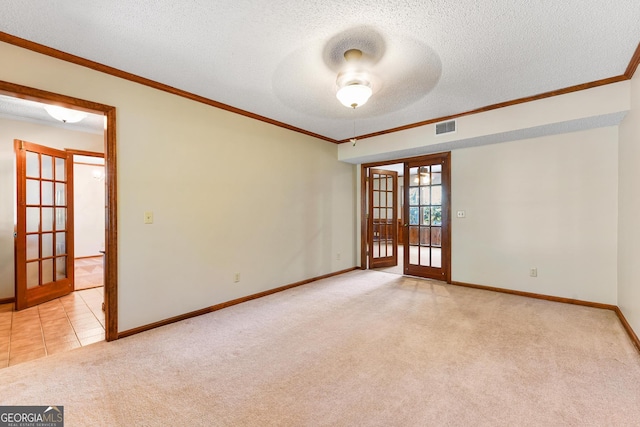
top-left (144, 211), bottom-right (153, 224)
top-left (456, 210), bottom-right (466, 218)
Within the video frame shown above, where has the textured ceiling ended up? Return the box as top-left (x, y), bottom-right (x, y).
top-left (0, 95), bottom-right (104, 134)
top-left (0, 1), bottom-right (639, 141)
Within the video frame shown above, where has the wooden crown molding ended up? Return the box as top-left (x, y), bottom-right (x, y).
top-left (625, 42), bottom-right (640, 79)
top-left (2, 32), bottom-right (638, 146)
top-left (342, 42), bottom-right (640, 143)
top-left (0, 31), bottom-right (339, 144)
top-left (341, 75), bottom-right (627, 143)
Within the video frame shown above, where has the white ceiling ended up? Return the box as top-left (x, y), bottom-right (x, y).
top-left (0, 1), bottom-right (639, 142)
top-left (0, 95), bottom-right (104, 134)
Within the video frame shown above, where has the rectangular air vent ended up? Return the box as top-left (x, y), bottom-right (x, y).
top-left (435, 120), bottom-right (456, 135)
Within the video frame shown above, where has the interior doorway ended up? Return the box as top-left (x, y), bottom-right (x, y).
top-left (361, 152), bottom-right (451, 282)
top-left (0, 80), bottom-right (117, 344)
top-left (69, 151), bottom-right (105, 292)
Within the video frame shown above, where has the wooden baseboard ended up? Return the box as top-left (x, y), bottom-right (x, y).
top-left (614, 307), bottom-right (640, 353)
top-left (450, 281), bottom-right (617, 310)
top-left (75, 255), bottom-right (103, 260)
top-left (0, 297), bottom-right (15, 305)
top-left (451, 280), bottom-right (640, 355)
top-left (118, 267), bottom-right (358, 339)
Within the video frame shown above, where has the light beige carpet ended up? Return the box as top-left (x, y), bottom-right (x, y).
top-left (1, 270), bottom-right (639, 426)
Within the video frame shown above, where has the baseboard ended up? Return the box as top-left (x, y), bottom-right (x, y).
top-left (614, 307), bottom-right (640, 353)
top-left (0, 297), bottom-right (15, 305)
top-left (451, 280), bottom-right (640, 354)
top-left (75, 255), bottom-right (103, 260)
top-left (450, 281), bottom-right (617, 310)
top-left (118, 267), bottom-right (358, 339)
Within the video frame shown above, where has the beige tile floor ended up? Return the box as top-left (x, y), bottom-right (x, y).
top-left (0, 287), bottom-right (104, 369)
top-left (75, 256), bottom-right (104, 290)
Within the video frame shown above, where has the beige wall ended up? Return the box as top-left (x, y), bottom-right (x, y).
top-left (0, 42), bottom-right (356, 331)
top-left (618, 71), bottom-right (640, 333)
top-left (452, 127), bottom-right (618, 304)
top-left (339, 81), bottom-right (630, 164)
top-left (0, 117), bottom-right (103, 299)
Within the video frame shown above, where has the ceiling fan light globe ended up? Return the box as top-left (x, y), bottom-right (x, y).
top-left (336, 83), bottom-right (372, 109)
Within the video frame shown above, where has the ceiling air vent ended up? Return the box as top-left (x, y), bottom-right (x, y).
top-left (435, 120), bottom-right (456, 135)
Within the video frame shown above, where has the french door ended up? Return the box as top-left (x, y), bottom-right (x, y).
top-left (15, 140), bottom-right (74, 310)
top-left (403, 153), bottom-right (451, 281)
top-left (368, 168), bottom-right (398, 268)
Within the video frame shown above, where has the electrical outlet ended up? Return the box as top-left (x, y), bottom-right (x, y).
top-left (530, 268), bottom-right (537, 277)
top-left (337, 252), bottom-right (341, 260)
top-left (234, 273), bottom-right (240, 283)
top-left (456, 210), bottom-right (466, 218)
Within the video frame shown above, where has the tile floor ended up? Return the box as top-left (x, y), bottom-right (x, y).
top-left (74, 256), bottom-right (104, 290)
top-left (0, 287), bottom-right (104, 369)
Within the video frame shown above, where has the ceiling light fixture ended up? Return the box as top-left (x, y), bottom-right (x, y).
top-left (336, 49), bottom-right (373, 109)
top-left (44, 105), bottom-right (88, 123)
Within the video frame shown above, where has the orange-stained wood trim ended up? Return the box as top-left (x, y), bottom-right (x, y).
top-left (360, 165), bottom-right (368, 269)
top-left (0, 297), bottom-right (15, 305)
top-left (624, 42), bottom-right (640, 79)
top-left (452, 280), bottom-right (640, 355)
top-left (0, 79), bottom-right (119, 342)
top-left (75, 255), bottom-right (103, 260)
top-left (0, 31), bottom-right (339, 145)
top-left (343, 75), bottom-right (627, 143)
top-left (104, 107), bottom-right (117, 342)
top-left (118, 267), bottom-right (358, 339)
top-left (614, 307), bottom-right (640, 353)
top-left (2, 32), bottom-right (638, 146)
top-left (66, 149), bottom-right (104, 158)
top-left (0, 80), bottom-right (114, 113)
top-left (450, 281), bottom-right (617, 310)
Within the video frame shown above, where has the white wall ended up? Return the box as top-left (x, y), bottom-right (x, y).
top-left (452, 127), bottom-right (618, 304)
top-left (0, 117), bottom-right (103, 299)
top-left (0, 41), bottom-right (356, 331)
top-left (618, 71), bottom-right (640, 333)
top-left (73, 162), bottom-right (105, 257)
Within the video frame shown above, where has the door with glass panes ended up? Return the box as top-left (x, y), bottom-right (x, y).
top-left (368, 168), bottom-right (398, 268)
top-left (403, 153), bottom-right (451, 281)
top-left (15, 140), bottom-right (74, 310)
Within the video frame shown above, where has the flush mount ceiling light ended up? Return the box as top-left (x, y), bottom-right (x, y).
top-left (336, 49), bottom-right (373, 109)
top-left (44, 104), bottom-right (88, 123)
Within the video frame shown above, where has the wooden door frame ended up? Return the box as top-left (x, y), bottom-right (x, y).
top-left (1, 80), bottom-right (119, 342)
top-left (67, 148), bottom-right (105, 293)
top-left (361, 152), bottom-right (452, 283)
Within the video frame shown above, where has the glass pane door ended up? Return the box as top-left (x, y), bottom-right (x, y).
top-left (368, 168), bottom-right (398, 268)
top-left (404, 154), bottom-right (450, 281)
top-left (15, 140), bottom-right (74, 309)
